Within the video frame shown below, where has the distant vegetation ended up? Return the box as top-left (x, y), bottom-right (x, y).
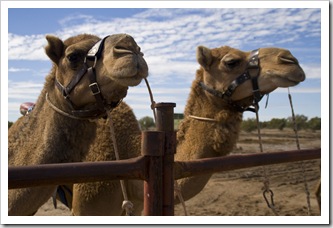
top-left (241, 115), bottom-right (321, 132)
top-left (9, 114), bottom-right (321, 132)
top-left (136, 114), bottom-right (320, 132)
top-left (138, 116), bottom-right (156, 130)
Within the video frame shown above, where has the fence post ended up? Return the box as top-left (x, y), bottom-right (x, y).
top-left (142, 131), bottom-right (165, 216)
top-left (155, 102), bottom-right (176, 216)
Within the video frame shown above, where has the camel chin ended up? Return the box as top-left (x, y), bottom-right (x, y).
top-left (270, 75), bottom-right (304, 88)
top-left (114, 75), bottom-right (145, 87)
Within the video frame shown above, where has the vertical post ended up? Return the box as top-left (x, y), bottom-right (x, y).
top-left (155, 102), bottom-right (176, 216)
top-left (142, 131), bottom-right (165, 216)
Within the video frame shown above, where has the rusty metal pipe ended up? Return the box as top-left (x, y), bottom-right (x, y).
top-left (174, 148), bottom-right (321, 180)
top-left (9, 148), bottom-right (320, 189)
top-left (142, 131), bottom-right (165, 216)
top-left (155, 102), bottom-right (176, 216)
top-left (9, 156), bottom-right (146, 189)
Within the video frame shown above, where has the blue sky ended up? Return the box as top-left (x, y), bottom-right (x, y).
top-left (3, 2), bottom-right (327, 123)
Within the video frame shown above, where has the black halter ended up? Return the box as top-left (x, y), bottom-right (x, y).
top-left (54, 36), bottom-right (121, 119)
top-left (199, 49), bottom-right (264, 113)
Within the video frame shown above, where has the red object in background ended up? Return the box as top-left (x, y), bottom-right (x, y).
top-left (20, 102), bottom-right (35, 116)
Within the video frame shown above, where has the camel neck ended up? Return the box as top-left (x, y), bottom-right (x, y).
top-left (174, 76), bottom-right (244, 203)
top-left (185, 78), bottom-right (243, 123)
top-left (176, 78), bottom-right (243, 161)
top-left (9, 93), bottom-right (96, 166)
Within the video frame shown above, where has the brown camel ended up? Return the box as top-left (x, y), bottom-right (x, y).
top-left (68, 45), bottom-right (305, 215)
top-left (8, 33), bottom-right (148, 216)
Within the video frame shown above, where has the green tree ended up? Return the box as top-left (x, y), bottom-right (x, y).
top-left (267, 118), bottom-right (287, 130)
top-left (287, 114), bottom-right (308, 130)
top-left (241, 118), bottom-right (258, 132)
top-left (138, 116), bottom-right (155, 130)
top-left (8, 121), bottom-right (13, 128)
top-left (307, 117), bottom-right (321, 131)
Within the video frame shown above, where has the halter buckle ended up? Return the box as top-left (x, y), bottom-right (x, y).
top-left (89, 82), bottom-right (101, 95)
top-left (62, 89), bottom-right (70, 100)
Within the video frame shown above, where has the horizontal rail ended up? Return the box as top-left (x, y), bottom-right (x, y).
top-left (9, 156), bottom-right (146, 189)
top-left (174, 148), bottom-right (321, 180)
top-left (9, 148), bottom-right (321, 189)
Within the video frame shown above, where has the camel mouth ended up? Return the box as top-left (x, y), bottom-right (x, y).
top-left (113, 73), bottom-right (146, 87)
top-left (271, 75), bottom-right (304, 88)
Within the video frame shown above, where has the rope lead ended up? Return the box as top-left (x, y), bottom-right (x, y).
top-left (288, 88), bottom-right (312, 215)
top-left (254, 102), bottom-right (279, 215)
top-left (107, 111), bottom-right (134, 216)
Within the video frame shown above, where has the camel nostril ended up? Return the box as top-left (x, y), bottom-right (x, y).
top-left (113, 46), bottom-right (133, 55)
top-left (279, 51), bottom-right (298, 64)
top-left (280, 56), bottom-right (298, 64)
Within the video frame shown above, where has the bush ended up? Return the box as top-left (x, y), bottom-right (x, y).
top-left (307, 117), bottom-right (321, 131)
top-left (267, 118), bottom-right (287, 130)
top-left (138, 116), bottom-right (155, 130)
top-left (287, 114), bottom-right (308, 130)
top-left (241, 115), bottom-right (321, 131)
top-left (241, 118), bottom-right (258, 132)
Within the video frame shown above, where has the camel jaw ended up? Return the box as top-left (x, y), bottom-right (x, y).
top-left (113, 73), bottom-right (147, 87)
top-left (268, 74), bottom-right (305, 88)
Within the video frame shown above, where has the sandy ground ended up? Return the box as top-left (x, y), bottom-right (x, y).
top-left (34, 129), bottom-right (321, 217)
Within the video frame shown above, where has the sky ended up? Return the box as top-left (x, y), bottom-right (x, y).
top-left (2, 2), bottom-right (327, 125)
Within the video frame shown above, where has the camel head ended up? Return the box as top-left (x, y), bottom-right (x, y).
top-left (45, 34), bottom-right (148, 116)
top-left (197, 46), bottom-right (305, 110)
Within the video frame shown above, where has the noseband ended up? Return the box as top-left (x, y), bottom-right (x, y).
top-left (199, 49), bottom-right (264, 113)
top-left (54, 35), bottom-right (121, 119)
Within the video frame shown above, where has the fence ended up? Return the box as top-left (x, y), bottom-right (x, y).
top-left (8, 102), bottom-right (321, 216)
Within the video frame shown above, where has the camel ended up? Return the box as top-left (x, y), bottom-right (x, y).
top-left (8, 33), bottom-right (148, 216)
top-left (68, 45), bottom-right (305, 215)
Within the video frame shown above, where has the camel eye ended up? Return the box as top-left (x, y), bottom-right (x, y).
top-left (67, 53), bottom-right (80, 62)
top-left (224, 59), bottom-right (240, 68)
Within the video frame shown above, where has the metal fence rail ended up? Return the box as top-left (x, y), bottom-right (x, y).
top-left (174, 148), bottom-right (320, 180)
top-left (8, 103), bottom-right (321, 216)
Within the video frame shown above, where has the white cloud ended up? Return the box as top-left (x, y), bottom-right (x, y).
top-left (8, 67), bottom-right (30, 72)
top-left (6, 8), bottom-right (322, 122)
top-left (8, 81), bottom-right (43, 100)
top-left (8, 33), bottom-right (48, 60)
top-left (300, 63), bottom-right (321, 79)
top-left (59, 14), bottom-right (99, 27)
top-left (8, 8), bottom-right (321, 63)
top-left (274, 87), bottom-right (321, 94)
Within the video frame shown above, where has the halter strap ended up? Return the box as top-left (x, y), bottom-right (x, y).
top-left (55, 63), bottom-right (89, 99)
top-left (247, 49), bottom-right (262, 104)
top-left (54, 35), bottom-right (121, 119)
top-left (199, 49), bottom-right (264, 113)
top-left (86, 36), bottom-right (109, 60)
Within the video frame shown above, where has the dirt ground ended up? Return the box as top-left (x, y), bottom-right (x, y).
top-left (35, 128), bottom-right (321, 217)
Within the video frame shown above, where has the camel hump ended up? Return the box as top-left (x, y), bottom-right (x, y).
top-left (20, 102), bottom-right (35, 116)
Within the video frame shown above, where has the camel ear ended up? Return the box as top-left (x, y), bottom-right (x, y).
top-left (45, 35), bottom-right (64, 65)
top-left (197, 46), bottom-right (212, 71)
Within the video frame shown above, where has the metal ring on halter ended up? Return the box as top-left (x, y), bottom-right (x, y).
top-left (199, 48), bottom-right (264, 113)
top-left (85, 56), bottom-right (98, 68)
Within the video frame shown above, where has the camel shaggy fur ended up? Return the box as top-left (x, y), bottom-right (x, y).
top-left (69, 102), bottom-right (143, 215)
top-left (174, 46), bottom-right (305, 202)
top-left (8, 33), bottom-right (148, 216)
top-left (68, 45), bottom-right (305, 215)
